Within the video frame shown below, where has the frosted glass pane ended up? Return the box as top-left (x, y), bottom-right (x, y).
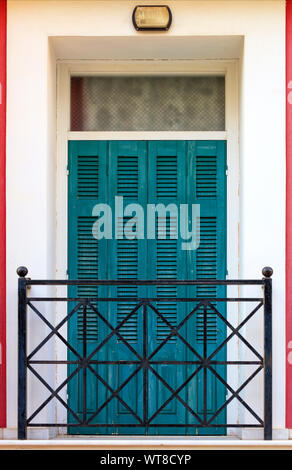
top-left (71, 76), bottom-right (225, 131)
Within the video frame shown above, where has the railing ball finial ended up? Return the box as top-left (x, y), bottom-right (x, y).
top-left (17, 266), bottom-right (28, 278)
top-left (262, 266), bottom-right (273, 278)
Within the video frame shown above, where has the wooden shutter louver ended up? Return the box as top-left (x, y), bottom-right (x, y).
top-left (117, 237), bottom-right (138, 343)
top-left (196, 217), bottom-right (218, 343)
top-left (76, 152), bottom-right (100, 342)
top-left (77, 155), bottom-right (99, 199)
top-left (196, 154), bottom-right (217, 198)
top-left (195, 147), bottom-right (219, 344)
top-left (155, 153), bottom-right (179, 342)
top-left (156, 155), bottom-right (178, 199)
top-left (117, 155), bottom-right (139, 197)
top-left (116, 155), bottom-right (139, 343)
top-left (76, 217), bottom-right (99, 342)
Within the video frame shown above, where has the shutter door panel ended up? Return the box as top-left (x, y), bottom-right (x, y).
top-left (187, 141), bottom-right (226, 433)
top-left (68, 140), bottom-right (226, 435)
top-left (147, 141), bottom-right (189, 434)
top-left (106, 141), bottom-right (147, 433)
top-left (68, 141), bottom-right (108, 432)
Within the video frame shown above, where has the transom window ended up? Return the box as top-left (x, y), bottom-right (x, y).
top-left (70, 76), bottom-right (225, 132)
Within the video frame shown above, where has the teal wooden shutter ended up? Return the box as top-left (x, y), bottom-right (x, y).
top-left (106, 141), bottom-right (147, 433)
top-left (188, 140), bottom-right (227, 434)
top-left (67, 140), bottom-right (227, 436)
top-left (67, 141), bottom-right (108, 432)
top-left (147, 141), bottom-right (189, 434)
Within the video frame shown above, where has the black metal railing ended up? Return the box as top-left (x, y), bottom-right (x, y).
top-left (17, 266), bottom-right (273, 440)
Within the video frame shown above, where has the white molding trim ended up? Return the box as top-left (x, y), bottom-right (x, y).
top-left (2, 427), bottom-right (57, 440)
top-left (68, 131), bottom-right (227, 141)
top-left (56, 58), bottom-right (240, 431)
top-left (62, 59), bottom-right (232, 75)
top-left (0, 439), bottom-right (292, 450)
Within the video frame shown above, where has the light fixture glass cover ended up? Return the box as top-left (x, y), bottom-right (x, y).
top-left (133, 6), bottom-right (172, 30)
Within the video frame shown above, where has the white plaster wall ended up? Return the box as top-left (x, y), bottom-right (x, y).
top-left (5, 0), bottom-right (286, 437)
top-left (239, 18), bottom-right (286, 437)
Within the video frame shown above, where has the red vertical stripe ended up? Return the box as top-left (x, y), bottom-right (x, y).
top-left (287, 0), bottom-right (292, 429)
top-left (0, 0), bottom-right (6, 428)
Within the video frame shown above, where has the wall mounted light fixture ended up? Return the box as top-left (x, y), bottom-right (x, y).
top-left (132, 6), bottom-right (172, 31)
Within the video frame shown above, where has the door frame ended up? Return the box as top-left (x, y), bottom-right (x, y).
top-left (56, 59), bottom-right (239, 433)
